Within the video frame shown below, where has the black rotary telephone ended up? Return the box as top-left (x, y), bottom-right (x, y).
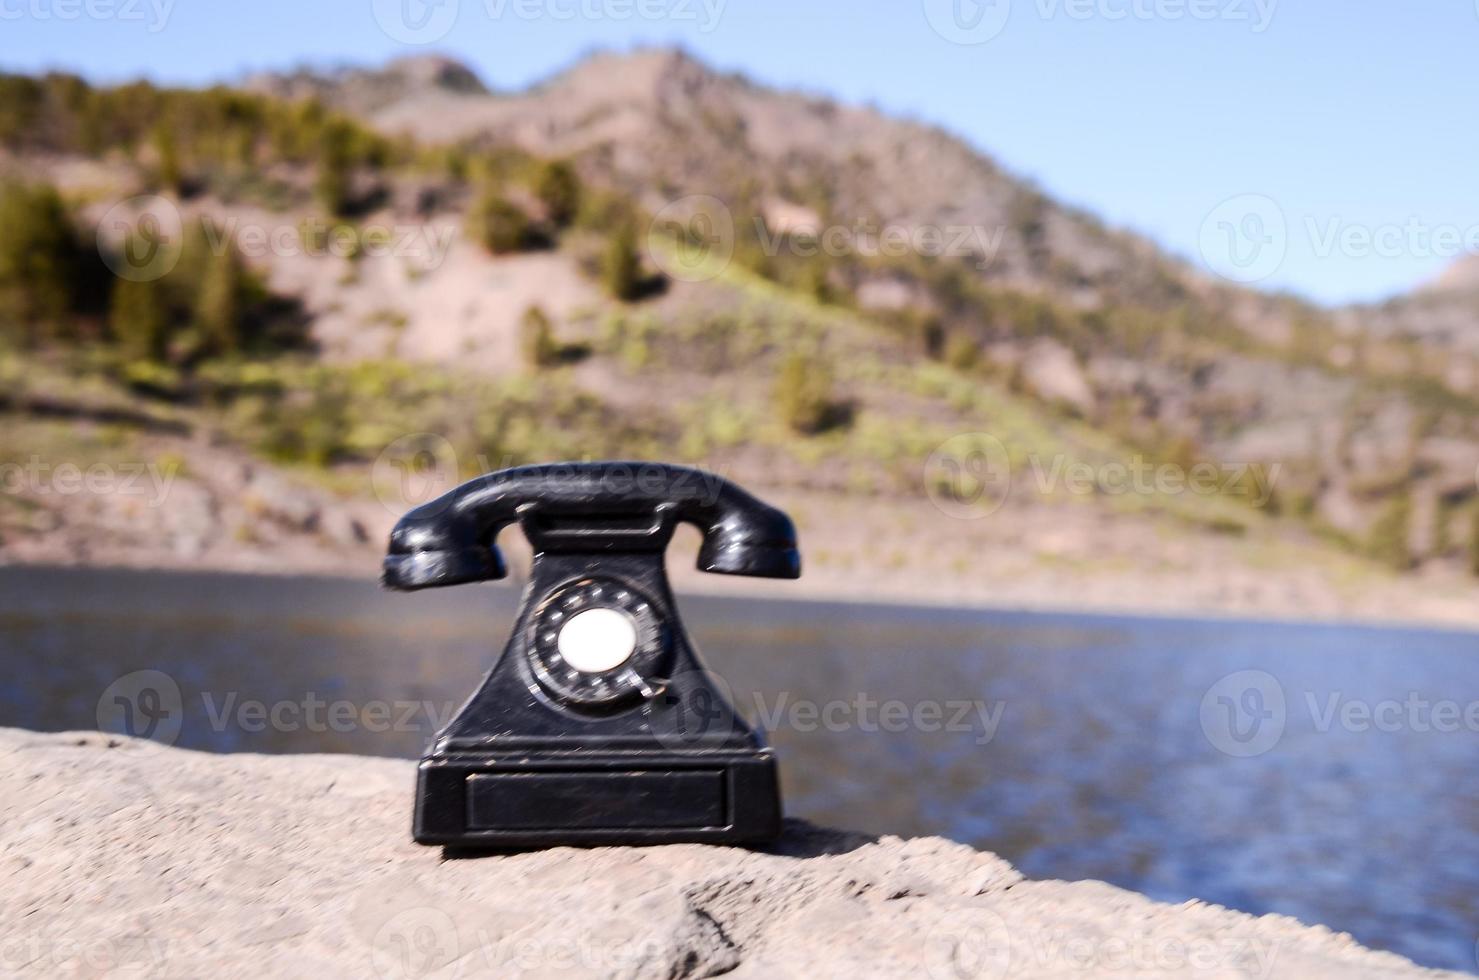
top-left (383, 461), bottom-right (799, 847)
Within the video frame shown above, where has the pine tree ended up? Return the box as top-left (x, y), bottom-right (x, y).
top-left (109, 273), bottom-right (171, 361)
top-left (0, 181), bottom-right (84, 342)
top-left (602, 220), bottom-right (642, 301)
top-left (151, 123), bottom-right (183, 194)
top-left (316, 121), bottom-right (355, 217)
top-left (1468, 506), bottom-right (1479, 578)
top-left (194, 245), bottom-right (246, 356)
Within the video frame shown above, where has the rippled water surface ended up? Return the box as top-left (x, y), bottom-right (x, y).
top-left (3, 567), bottom-right (1476, 971)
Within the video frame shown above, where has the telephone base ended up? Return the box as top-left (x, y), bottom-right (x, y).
top-left (413, 748), bottom-right (782, 847)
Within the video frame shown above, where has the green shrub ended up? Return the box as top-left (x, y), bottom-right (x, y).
top-left (774, 351), bottom-right (848, 435)
top-left (944, 333), bottom-right (979, 370)
top-left (467, 188), bottom-right (531, 255)
top-left (520, 305), bottom-right (559, 369)
top-left (1469, 506), bottom-right (1479, 578)
top-left (534, 159), bottom-right (580, 228)
top-left (1367, 492), bottom-right (1413, 570)
top-left (919, 316), bottom-right (946, 360)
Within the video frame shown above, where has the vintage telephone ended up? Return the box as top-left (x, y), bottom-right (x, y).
top-left (383, 461), bottom-right (799, 847)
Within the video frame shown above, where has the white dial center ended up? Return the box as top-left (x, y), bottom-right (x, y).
top-left (557, 608), bottom-right (638, 673)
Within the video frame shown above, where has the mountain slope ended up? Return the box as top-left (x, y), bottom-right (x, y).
top-left (244, 48), bottom-right (1479, 565)
top-left (1, 51), bottom-right (1477, 617)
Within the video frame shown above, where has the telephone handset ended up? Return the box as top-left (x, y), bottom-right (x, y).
top-left (384, 461), bottom-right (798, 847)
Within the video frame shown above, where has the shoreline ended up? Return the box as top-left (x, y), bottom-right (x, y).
top-left (5, 557), bottom-right (1477, 637)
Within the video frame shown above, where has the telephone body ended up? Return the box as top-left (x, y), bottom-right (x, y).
top-left (383, 461), bottom-right (798, 847)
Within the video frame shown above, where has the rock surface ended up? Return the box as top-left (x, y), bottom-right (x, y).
top-left (0, 729), bottom-right (1451, 978)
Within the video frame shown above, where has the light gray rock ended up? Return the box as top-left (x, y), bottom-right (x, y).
top-left (0, 729), bottom-right (1451, 979)
top-left (1021, 339), bottom-right (1095, 417)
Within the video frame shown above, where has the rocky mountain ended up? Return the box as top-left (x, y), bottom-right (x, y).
top-left (243, 54), bottom-right (489, 113)
top-left (1, 49), bottom-right (1477, 617)
top-left (263, 49), bottom-right (1237, 317)
top-left (241, 48), bottom-right (1479, 564)
top-left (1342, 254), bottom-right (1479, 357)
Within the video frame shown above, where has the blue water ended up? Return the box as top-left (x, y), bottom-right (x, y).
top-left (1, 566), bottom-right (1475, 972)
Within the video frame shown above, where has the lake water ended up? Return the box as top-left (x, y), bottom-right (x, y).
top-left (2, 566), bottom-right (1476, 972)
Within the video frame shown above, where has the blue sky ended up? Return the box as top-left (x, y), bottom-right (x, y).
top-left (4, 0), bottom-right (1475, 306)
